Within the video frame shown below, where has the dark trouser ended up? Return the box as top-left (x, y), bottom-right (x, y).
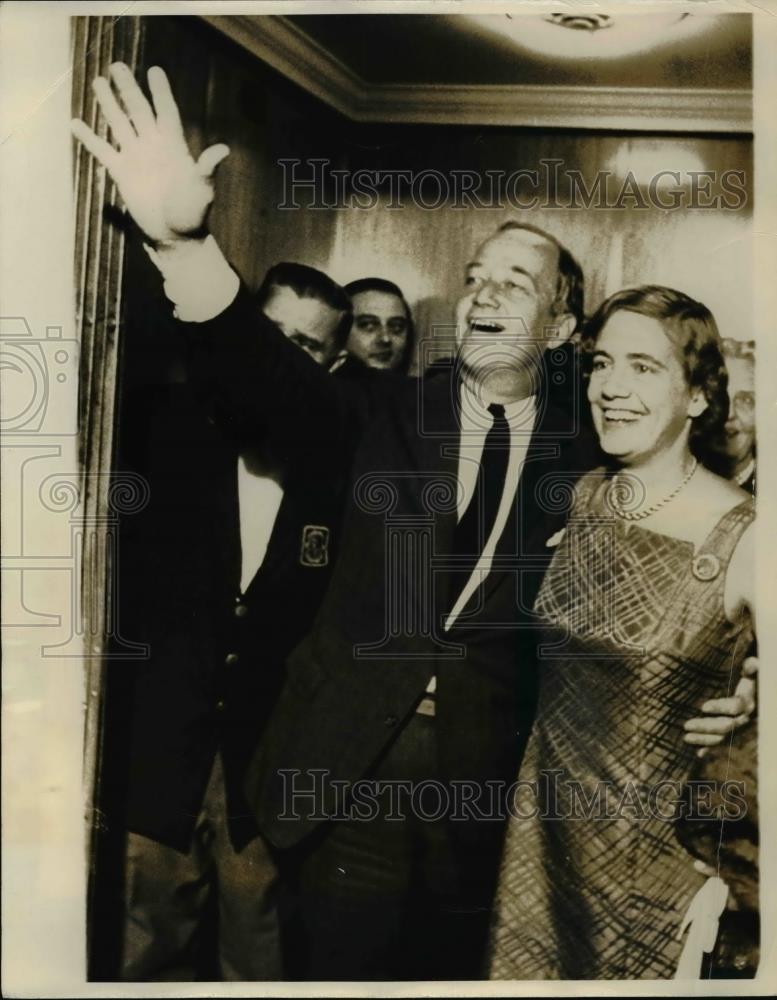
top-left (282, 712), bottom-right (505, 981)
top-left (120, 754), bottom-right (282, 981)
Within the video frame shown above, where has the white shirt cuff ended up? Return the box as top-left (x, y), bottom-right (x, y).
top-left (144, 234), bottom-right (240, 322)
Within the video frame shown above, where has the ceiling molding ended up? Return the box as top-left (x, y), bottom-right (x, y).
top-left (203, 14), bottom-right (752, 134)
top-left (361, 83), bottom-right (751, 133)
top-left (204, 14), bottom-right (362, 117)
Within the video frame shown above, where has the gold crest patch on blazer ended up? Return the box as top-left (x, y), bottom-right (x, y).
top-left (300, 525), bottom-right (329, 567)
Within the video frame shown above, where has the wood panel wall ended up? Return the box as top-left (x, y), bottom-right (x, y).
top-left (327, 130), bottom-right (752, 371)
top-left (135, 17), bottom-right (752, 379)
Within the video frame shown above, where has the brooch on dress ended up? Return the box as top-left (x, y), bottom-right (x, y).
top-left (692, 553), bottom-right (721, 581)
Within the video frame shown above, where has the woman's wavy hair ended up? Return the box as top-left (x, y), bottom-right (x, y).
top-left (580, 285), bottom-right (730, 473)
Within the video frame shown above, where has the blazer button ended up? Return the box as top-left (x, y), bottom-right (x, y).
top-left (384, 715), bottom-right (398, 728)
top-left (225, 652), bottom-right (239, 666)
top-left (234, 603), bottom-right (248, 618)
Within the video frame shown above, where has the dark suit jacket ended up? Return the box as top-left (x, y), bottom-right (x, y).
top-left (111, 354), bottom-right (372, 851)
top-left (183, 288), bottom-right (599, 850)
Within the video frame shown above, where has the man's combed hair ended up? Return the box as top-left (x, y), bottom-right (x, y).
top-left (256, 262), bottom-right (352, 348)
top-left (345, 276), bottom-right (408, 304)
top-left (581, 285), bottom-right (730, 472)
top-left (497, 221), bottom-right (585, 331)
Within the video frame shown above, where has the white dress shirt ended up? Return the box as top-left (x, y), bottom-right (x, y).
top-left (145, 235), bottom-right (240, 322)
top-left (237, 455), bottom-right (284, 594)
top-left (445, 382), bottom-right (538, 631)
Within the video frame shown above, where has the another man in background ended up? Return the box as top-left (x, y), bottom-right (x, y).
top-left (721, 338), bottom-right (756, 492)
top-left (344, 276), bottom-right (415, 373)
top-left (259, 262), bottom-right (350, 368)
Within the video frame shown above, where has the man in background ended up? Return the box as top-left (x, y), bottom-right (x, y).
top-left (721, 338), bottom-right (756, 492)
top-left (344, 276), bottom-right (415, 373)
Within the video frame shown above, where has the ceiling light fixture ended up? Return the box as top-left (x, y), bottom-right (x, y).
top-left (464, 12), bottom-right (714, 61)
top-left (544, 13), bottom-right (614, 33)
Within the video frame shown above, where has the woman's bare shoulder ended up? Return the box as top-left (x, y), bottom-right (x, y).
top-left (648, 466), bottom-right (752, 550)
top-left (694, 465), bottom-right (751, 516)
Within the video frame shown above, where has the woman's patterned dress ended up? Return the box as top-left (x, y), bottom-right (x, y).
top-left (489, 471), bottom-right (755, 980)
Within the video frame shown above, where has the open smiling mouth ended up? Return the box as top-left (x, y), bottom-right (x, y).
top-left (468, 319), bottom-right (505, 334)
top-left (602, 409), bottom-right (643, 424)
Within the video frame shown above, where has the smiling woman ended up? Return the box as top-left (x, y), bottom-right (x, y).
top-left (584, 286), bottom-right (729, 478)
top-left (489, 284), bottom-right (757, 980)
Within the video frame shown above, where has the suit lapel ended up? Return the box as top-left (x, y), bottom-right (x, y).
top-left (416, 367), bottom-right (467, 617)
top-left (477, 391), bottom-right (571, 608)
top-left (418, 363), bottom-right (461, 519)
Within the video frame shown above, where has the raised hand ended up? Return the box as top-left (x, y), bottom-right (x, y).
top-left (71, 62), bottom-right (229, 244)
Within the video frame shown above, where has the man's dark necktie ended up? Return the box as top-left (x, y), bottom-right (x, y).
top-left (434, 404), bottom-right (511, 753)
top-left (450, 402), bottom-right (511, 602)
top-left (436, 405), bottom-right (517, 793)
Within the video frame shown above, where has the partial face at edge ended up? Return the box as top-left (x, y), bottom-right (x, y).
top-left (262, 285), bottom-right (344, 367)
top-left (723, 355), bottom-right (755, 466)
